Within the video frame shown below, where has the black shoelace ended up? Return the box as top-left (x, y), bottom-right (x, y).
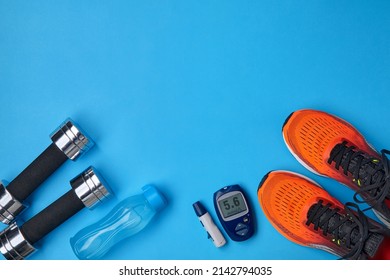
top-left (328, 141), bottom-right (390, 210)
top-left (306, 200), bottom-right (376, 259)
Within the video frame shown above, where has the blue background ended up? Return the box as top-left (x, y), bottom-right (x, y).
top-left (1, 1), bottom-right (390, 260)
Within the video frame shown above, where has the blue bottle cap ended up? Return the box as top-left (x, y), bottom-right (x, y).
top-left (142, 185), bottom-right (167, 212)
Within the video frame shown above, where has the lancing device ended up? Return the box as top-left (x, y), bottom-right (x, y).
top-left (193, 201), bottom-right (226, 248)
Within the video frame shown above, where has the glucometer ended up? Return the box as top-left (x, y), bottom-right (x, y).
top-left (213, 184), bottom-right (254, 241)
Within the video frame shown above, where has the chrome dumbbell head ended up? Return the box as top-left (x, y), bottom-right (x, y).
top-left (71, 166), bottom-right (111, 209)
top-left (0, 222), bottom-right (35, 260)
top-left (0, 182), bottom-right (26, 225)
top-left (51, 118), bottom-right (94, 161)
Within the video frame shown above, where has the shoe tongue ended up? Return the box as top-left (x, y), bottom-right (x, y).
top-left (348, 156), bottom-right (381, 183)
top-left (307, 203), bottom-right (384, 258)
top-left (330, 142), bottom-right (387, 197)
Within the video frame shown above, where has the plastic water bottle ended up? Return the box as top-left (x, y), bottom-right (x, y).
top-left (70, 185), bottom-right (167, 260)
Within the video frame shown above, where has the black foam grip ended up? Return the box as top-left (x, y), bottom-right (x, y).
top-left (20, 190), bottom-right (85, 244)
top-left (7, 143), bottom-right (68, 202)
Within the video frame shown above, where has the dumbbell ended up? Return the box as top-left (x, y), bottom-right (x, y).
top-left (0, 166), bottom-right (111, 260)
top-left (0, 119), bottom-right (94, 224)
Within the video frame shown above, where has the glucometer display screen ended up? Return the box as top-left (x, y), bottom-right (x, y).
top-left (218, 193), bottom-right (247, 219)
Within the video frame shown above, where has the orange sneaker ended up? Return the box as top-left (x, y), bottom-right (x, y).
top-left (257, 171), bottom-right (389, 259)
top-left (282, 109), bottom-right (390, 226)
